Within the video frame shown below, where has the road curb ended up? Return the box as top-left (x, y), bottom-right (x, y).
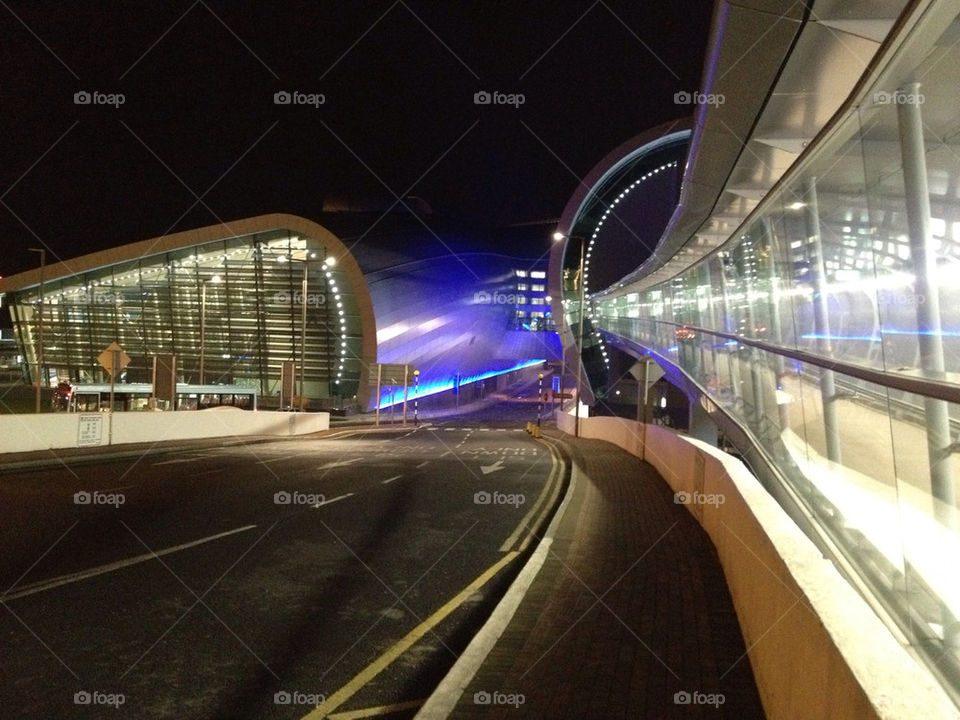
top-left (414, 438), bottom-right (578, 719)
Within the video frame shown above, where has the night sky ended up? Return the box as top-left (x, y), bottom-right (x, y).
top-left (0, 1), bottom-right (711, 282)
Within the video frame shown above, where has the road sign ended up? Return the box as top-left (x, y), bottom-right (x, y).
top-left (77, 414), bottom-right (103, 447)
top-left (376, 363), bottom-right (414, 386)
top-left (374, 363), bottom-right (417, 426)
top-left (98, 342), bottom-right (131, 377)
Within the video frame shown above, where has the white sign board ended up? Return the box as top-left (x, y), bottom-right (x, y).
top-left (77, 414), bottom-right (104, 447)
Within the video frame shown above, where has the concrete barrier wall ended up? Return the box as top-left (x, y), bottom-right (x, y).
top-left (0, 409), bottom-right (329, 454)
top-left (560, 412), bottom-right (958, 720)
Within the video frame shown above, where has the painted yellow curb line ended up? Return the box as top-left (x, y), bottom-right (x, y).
top-left (302, 551), bottom-right (520, 719)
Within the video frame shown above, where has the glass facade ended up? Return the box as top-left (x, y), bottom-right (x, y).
top-left (586, 4), bottom-right (960, 703)
top-left (4, 228), bottom-right (362, 403)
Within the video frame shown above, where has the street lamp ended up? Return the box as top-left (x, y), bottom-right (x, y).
top-left (199, 274), bottom-right (222, 385)
top-left (28, 248), bottom-right (46, 413)
top-left (554, 232), bottom-right (587, 437)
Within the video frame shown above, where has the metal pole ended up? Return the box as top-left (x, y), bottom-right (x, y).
top-left (575, 238), bottom-right (586, 438)
top-left (898, 82), bottom-right (958, 649)
top-left (762, 218), bottom-right (790, 436)
top-left (29, 248), bottom-right (45, 413)
top-left (898, 81), bottom-right (955, 517)
top-left (537, 373), bottom-right (543, 427)
top-left (804, 177), bottom-right (842, 464)
top-left (717, 256), bottom-right (742, 406)
top-left (299, 263), bottom-right (308, 411)
top-left (743, 246), bottom-right (766, 429)
top-left (375, 363), bottom-right (382, 427)
top-left (402, 364), bottom-right (409, 425)
top-left (199, 281), bottom-right (207, 385)
top-left (414, 370), bottom-right (419, 425)
top-left (109, 350), bottom-right (117, 445)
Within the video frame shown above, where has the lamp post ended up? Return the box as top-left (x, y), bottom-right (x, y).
top-left (199, 274), bottom-right (222, 385)
top-left (413, 369), bottom-right (420, 425)
top-left (553, 232), bottom-right (587, 437)
top-left (28, 248), bottom-right (46, 413)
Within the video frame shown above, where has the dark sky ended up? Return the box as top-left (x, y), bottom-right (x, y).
top-left (0, 1), bottom-right (711, 280)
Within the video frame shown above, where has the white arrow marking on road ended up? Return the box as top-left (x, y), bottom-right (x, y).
top-left (317, 458), bottom-right (362, 471)
top-left (481, 459), bottom-right (506, 475)
top-left (312, 493), bottom-right (354, 509)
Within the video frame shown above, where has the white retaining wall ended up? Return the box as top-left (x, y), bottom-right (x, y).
top-left (559, 411), bottom-right (959, 720)
top-left (0, 408), bottom-right (329, 454)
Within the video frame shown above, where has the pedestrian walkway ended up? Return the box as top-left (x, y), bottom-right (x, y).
top-left (432, 435), bottom-right (765, 719)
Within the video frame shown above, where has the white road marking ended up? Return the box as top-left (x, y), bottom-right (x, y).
top-left (317, 458), bottom-right (362, 470)
top-left (257, 454), bottom-right (302, 465)
top-left (480, 459), bottom-right (506, 475)
top-left (312, 493), bottom-right (354, 509)
top-left (153, 456), bottom-right (206, 465)
top-left (0, 525), bottom-right (258, 602)
top-left (416, 461), bottom-right (429, 468)
top-left (382, 475), bottom-right (402, 484)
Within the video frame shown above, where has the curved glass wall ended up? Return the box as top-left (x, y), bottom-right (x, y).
top-left (594, 5), bottom-right (960, 703)
top-left (6, 229), bottom-right (361, 401)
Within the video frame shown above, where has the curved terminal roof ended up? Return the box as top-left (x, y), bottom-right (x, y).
top-left (596, 0), bottom-right (910, 298)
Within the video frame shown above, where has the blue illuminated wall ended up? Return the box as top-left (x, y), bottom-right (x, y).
top-left (315, 212), bottom-right (562, 410)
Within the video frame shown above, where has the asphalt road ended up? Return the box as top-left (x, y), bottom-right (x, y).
top-left (0, 393), bottom-right (563, 719)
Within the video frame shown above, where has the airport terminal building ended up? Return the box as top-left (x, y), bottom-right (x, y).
top-left (0, 212), bottom-right (560, 410)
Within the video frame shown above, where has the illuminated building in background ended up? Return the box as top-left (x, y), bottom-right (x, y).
top-left (0, 213), bottom-right (561, 410)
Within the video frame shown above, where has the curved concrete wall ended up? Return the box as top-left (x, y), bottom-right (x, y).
top-left (558, 412), bottom-right (959, 720)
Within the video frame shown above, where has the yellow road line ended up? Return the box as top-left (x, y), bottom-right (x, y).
top-left (302, 551), bottom-right (520, 720)
top-left (498, 442), bottom-right (559, 552)
top-left (518, 469), bottom-right (563, 553)
top-left (327, 698), bottom-right (425, 719)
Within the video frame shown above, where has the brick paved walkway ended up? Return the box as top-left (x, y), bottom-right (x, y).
top-left (448, 437), bottom-right (765, 719)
